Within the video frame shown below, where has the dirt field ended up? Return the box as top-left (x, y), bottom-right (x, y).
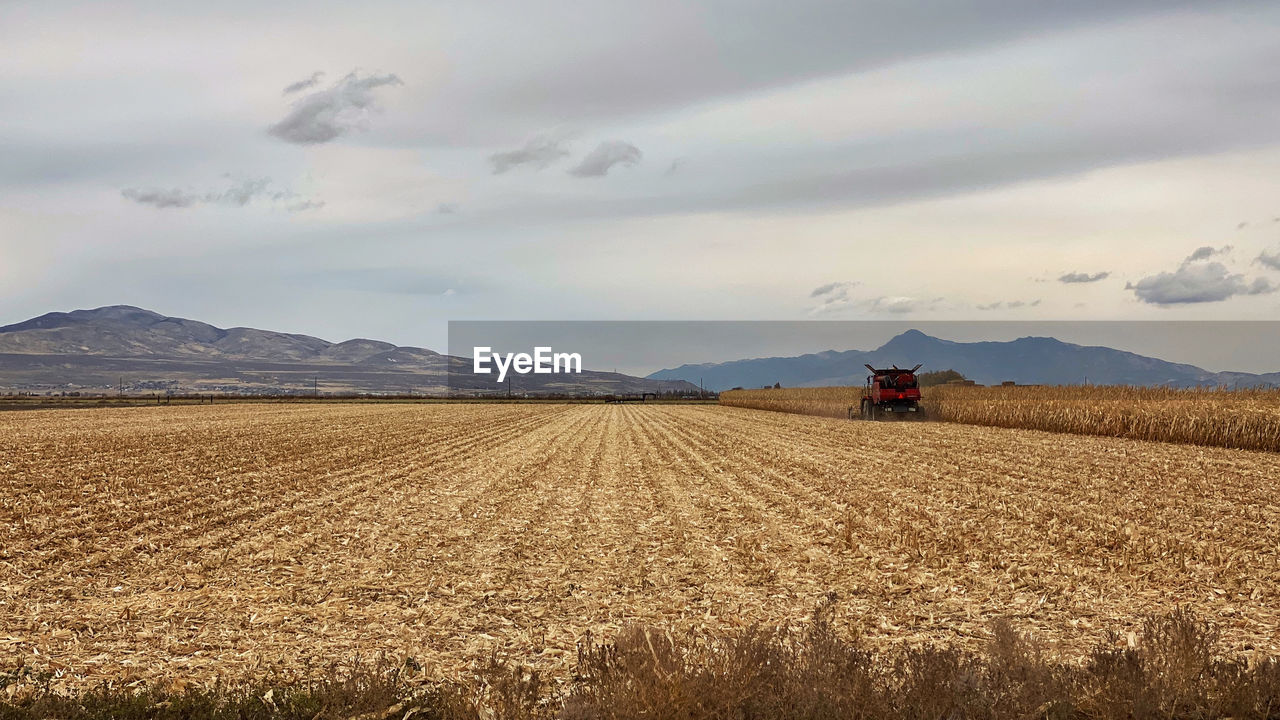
top-left (3, 403), bottom-right (1279, 690)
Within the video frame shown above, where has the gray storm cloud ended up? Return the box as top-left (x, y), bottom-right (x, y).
top-left (268, 71), bottom-right (403, 144)
top-left (568, 141), bottom-right (643, 177)
top-left (1127, 247), bottom-right (1274, 305)
top-left (488, 136), bottom-right (572, 174)
top-left (1058, 271), bottom-right (1111, 284)
top-left (122, 178), bottom-right (321, 212)
top-left (282, 71), bottom-right (325, 95)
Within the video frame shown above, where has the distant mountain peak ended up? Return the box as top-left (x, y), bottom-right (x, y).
top-left (878, 328), bottom-right (952, 352)
top-left (85, 304), bottom-right (159, 314)
top-left (71, 305), bottom-right (166, 321)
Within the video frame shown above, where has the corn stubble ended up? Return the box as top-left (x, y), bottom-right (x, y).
top-left (2, 403), bottom-right (1279, 703)
top-left (721, 385), bottom-right (1280, 452)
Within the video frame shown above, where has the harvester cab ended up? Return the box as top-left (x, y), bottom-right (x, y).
top-left (851, 363), bottom-right (924, 420)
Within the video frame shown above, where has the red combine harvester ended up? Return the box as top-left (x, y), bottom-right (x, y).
top-left (851, 363), bottom-right (924, 420)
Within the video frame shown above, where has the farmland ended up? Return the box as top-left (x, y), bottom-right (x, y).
top-left (3, 402), bottom-right (1280, 698)
top-left (721, 385), bottom-right (1280, 452)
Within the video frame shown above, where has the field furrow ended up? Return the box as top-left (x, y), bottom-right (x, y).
top-left (3, 402), bottom-right (1278, 690)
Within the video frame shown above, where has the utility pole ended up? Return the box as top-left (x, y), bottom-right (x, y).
top-left (313, 376), bottom-right (318, 398)
top-left (118, 376), bottom-right (123, 397)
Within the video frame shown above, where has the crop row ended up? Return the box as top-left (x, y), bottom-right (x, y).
top-left (720, 385), bottom-right (1280, 452)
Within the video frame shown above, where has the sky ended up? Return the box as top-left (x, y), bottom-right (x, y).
top-left (3, 0), bottom-right (1280, 358)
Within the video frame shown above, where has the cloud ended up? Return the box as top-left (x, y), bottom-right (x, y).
top-left (1127, 247), bottom-right (1275, 305)
top-left (488, 135), bottom-right (571, 174)
top-left (282, 198), bottom-right (325, 213)
top-left (803, 280), bottom-right (865, 313)
top-left (1185, 245), bottom-right (1231, 263)
top-left (866, 296), bottom-right (928, 315)
top-left (220, 178), bottom-right (270, 206)
top-left (1255, 249), bottom-right (1280, 271)
top-left (282, 71), bottom-right (325, 95)
top-left (810, 281), bottom-right (852, 298)
top-left (809, 285), bottom-right (943, 316)
top-left (120, 187), bottom-right (199, 209)
top-left (569, 141), bottom-right (643, 177)
top-left (436, 203), bottom-right (460, 215)
top-left (807, 281), bottom-right (859, 314)
top-left (268, 71), bottom-right (403, 144)
top-left (122, 177), bottom-right (321, 212)
top-left (1058, 271), bottom-right (1110, 284)
top-left (977, 299), bottom-right (1041, 310)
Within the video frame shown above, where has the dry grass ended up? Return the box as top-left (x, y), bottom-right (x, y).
top-left (721, 385), bottom-right (1280, 451)
top-left (5, 608), bottom-right (1280, 719)
top-left (3, 403), bottom-right (1280, 697)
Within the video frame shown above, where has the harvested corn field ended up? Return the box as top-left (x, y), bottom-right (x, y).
top-left (3, 402), bottom-right (1280, 692)
top-left (721, 385), bottom-right (1280, 452)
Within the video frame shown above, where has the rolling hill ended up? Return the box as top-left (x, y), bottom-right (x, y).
top-left (0, 306), bottom-right (698, 396)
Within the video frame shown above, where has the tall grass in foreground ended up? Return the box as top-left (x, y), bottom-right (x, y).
top-left (3, 608), bottom-right (1279, 719)
top-left (721, 385), bottom-right (1280, 452)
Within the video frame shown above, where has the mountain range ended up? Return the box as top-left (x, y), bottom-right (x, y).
top-left (0, 306), bottom-right (698, 396)
top-left (5, 307), bottom-right (1276, 396)
top-left (647, 329), bottom-right (1280, 390)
